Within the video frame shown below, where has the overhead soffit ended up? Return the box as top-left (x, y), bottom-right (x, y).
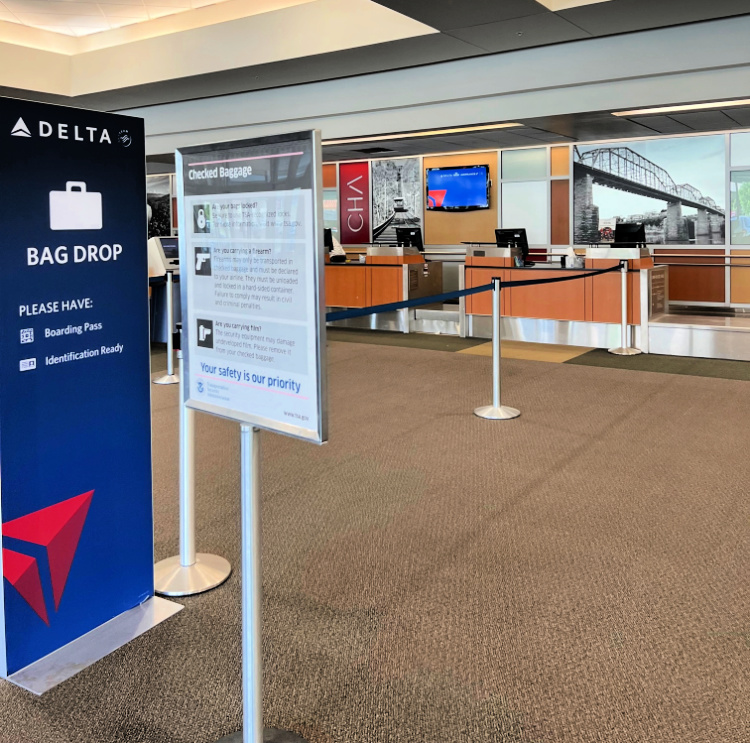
top-left (143, 104), bottom-right (750, 171)
top-left (319, 105), bottom-right (750, 162)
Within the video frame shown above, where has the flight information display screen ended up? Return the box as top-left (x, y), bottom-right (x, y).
top-left (426, 165), bottom-right (490, 211)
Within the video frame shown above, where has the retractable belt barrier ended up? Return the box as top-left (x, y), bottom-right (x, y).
top-left (324, 263), bottom-right (621, 323)
top-left (326, 261), bottom-right (633, 421)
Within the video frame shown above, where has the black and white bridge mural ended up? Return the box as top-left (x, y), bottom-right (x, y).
top-left (574, 146), bottom-right (725, 244)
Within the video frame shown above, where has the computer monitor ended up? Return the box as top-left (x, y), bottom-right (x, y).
top-left (324, 228), bottom-right (333, 251)
top-left (613, 222), bottom-right (646, 248)
top-left (495, 228), bottom-right (531, 265)
top-left (395, 227), bottom-right (423, 252)
top-left (147, 236), bottom-right (179, 275)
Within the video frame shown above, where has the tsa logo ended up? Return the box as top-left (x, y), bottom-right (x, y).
top-left (197, 380), bottom-right (205, 394)
top-left (117, 129), bottom-right (132, 147)
top-left (2, 491), bottom-right (94, 625)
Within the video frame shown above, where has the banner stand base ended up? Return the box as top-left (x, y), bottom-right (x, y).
top-left (474, 405), bottom-right (521, 420)
top-left (154, 554), bottom-right (232, 596)
top-left (6, 596), bottom-right (182, 695)
top-left (154, 373), bottom-right (180, 385)
top-left (216, 728), bottom-right (309, 743)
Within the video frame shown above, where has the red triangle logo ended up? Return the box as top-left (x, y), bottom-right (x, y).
top-left (3, 490), bottom-right (94, 611)
top-left (2, 549), bottom-right (49, 625)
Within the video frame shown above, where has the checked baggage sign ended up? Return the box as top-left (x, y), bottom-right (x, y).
top-left (177, 131), bottom-right (328, 444)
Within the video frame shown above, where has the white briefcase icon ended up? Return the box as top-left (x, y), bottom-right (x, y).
top-left (49, 181), bottom-right (102, 231)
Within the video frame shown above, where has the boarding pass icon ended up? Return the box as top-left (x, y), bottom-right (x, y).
top-left (49, 182), bottom-right (102, 231)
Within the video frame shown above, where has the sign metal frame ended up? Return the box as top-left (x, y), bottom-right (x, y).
top-left (176, 130), bottom-right (327, 444)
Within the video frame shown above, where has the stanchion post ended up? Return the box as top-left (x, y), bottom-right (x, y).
top-left (474, 278), bottom-right (520, 420)
top-left (608, 259), bottom-right (642, 356)
top-left (154, 349), bottom-right (232, 596)
top-left (241, 425), bottom-right (264, 743)
top-left (154, 270), bottom-right (180, 385)
top-left (179, 351), bottom-right (196, 568)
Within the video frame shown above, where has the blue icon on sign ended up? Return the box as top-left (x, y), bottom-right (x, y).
top-left (197, 380), bottom-right (205, 394)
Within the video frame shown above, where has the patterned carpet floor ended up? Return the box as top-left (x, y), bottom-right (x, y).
top-left (1, 341), bottom-right (748, 743)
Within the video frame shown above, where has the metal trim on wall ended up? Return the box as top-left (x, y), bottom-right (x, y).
top-left (467, 315), bottom-right (641, 349)
top-left (649, 323), bottom-right (750, 361)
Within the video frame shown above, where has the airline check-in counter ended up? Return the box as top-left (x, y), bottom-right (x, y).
top-left (461, 246), bottom-right (669, 351)
top-left (325, 246), bottom-right (442, 333)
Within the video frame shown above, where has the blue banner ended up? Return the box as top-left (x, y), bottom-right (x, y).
top-left (0, 97), bottom-right (153, 675)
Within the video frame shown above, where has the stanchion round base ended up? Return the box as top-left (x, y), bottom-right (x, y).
top-left (473, 405), bottom-right (521, 420)
top-left (153, 374), bottom-right (180, 385)
top-left (607, 347), bottom-right (643, 356)
top-left (216, 729), bottom-right (308, 743)
top-left (154, 554), bottom-right (231, 596)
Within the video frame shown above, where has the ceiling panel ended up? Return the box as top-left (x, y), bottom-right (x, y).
top-left (446, 10), bottom-right (589, 52)
top-left (511, 127), bottom-right (576, 142)
top-left (519, 112), bottom-right (658, 140)
top-left (372, 0), bottom-right (548, 32)
top-left (627, 115), bottom-right (694, 134)
top-left (668, 110), bottom-right (742, 131)
top-left (559, 0), bottom-right (750, 36)
top-left (723, 107), bottom-right (750, 127)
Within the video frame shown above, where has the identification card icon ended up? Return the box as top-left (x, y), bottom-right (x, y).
top-left (50, 182), bottom-right (102, 231)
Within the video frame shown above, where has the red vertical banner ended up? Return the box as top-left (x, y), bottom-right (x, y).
top-left (339, 161), bottom-right (370, 244)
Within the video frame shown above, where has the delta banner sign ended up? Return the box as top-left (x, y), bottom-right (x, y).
top-left (0, 97), bottom-right (154, 676)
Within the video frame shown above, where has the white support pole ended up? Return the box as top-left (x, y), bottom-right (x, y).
top-left (154, 271), bottom-right (180, 385)
top-left (179, 359), bottom-right (196, 568)
top-left (241, 425), bottom-right (264, 743)
top-left (608, 260), bottom-right (642, 356)
top-left (214, 428), bottom-right (307, 743)
top-left (474, 278), bottom-right (520, 420)
top-left (154, 350), bottom-right (231, 597)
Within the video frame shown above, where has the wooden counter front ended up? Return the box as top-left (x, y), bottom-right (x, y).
top-left (465, 262), bottom-right (642, 324)
top-left (652, 248), bottom-right (723, 303)
top-left (325, 264), bottom-right (367, 307)
top-left (325, 263), bottom-right (404, 308)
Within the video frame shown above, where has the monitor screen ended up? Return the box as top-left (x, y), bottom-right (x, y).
top-left (613, 222), bottom-right (646, 246)
top-left (426, 165), bottom-right (490, 211)
top-left (324, 228), bottom-right (333, 250)
top-left (395, 227), bottom-right (423, 251)
top-left (159, 237), bottom-right (179, 260)
top-left (495, 228), bottom-right (528, 251)
top-left (495, 228), bottom-right (530, 264)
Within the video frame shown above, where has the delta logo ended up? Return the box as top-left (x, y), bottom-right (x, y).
top-left (2, 491), bottom-right (93, 625)
top-left (10, 116), bottom-right (114, 144)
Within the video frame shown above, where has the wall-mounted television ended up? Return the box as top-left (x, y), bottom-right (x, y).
top-left (426, 164), bottom-right (490, 211)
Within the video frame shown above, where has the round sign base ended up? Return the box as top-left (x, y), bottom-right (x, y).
top-left (473, 404), bottom-right (521, 420)
top-left (216, 729), bottom-right (308, 743)
top-left (154, 554), bottom-right (231, 596)
top-left (154, 373), bottom-right (180, 385)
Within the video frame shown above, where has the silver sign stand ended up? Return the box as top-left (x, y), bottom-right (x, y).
top-left (177, 131), bottom-right (326, 743)
top-left (154, 348), bottom-right (232, 596)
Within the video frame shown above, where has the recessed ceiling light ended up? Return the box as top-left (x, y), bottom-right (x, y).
top-left (323, 123), bottom-right (523, 146)
top-left (536, 0), bottom-right (614, 10)
top-left (613, 99), bottom-right (750, 117)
